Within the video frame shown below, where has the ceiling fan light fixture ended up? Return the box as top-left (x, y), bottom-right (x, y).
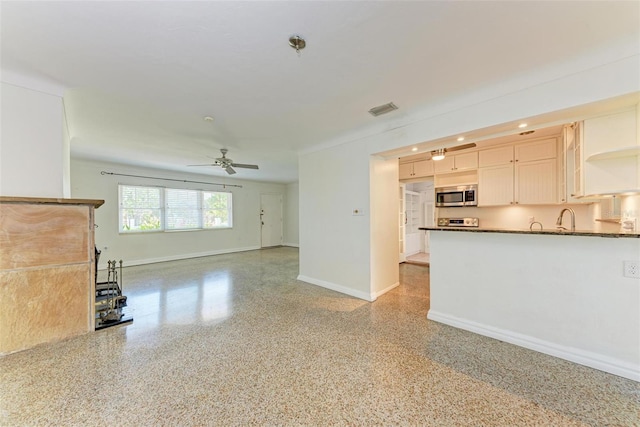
top-left (187, 148), bottom-right (259, 175)
top-left (289, 35), bottom-right (306, 55)
top-left (431, 149), bottom-right (445, 161)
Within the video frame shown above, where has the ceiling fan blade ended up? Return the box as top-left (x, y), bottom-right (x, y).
top-left (231, 163), bottom-right (259, 169)
top-left (445, 143), bottom-right (477, 152)
top-left (225, 166), bottom-right (236, 175)
top-left (187, 164), bottom-right (217, 167)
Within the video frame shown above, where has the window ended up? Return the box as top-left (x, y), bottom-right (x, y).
top-left (119, 185), bottom-right (232, 233)
top-left (119, 185), bottom-right (162, 232)
top-left (203, 191), bottom-right (232, 228)
top-left (166, 189), bottom-right (200, 230)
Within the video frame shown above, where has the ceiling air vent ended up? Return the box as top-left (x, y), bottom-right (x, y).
top-left (368, 102), bottom-right (398, 117)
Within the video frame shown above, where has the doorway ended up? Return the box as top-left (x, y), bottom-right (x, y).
top-left (260, 194), bottom-right (283, 247)
top-left (403, 179), bottom-right (434, 265)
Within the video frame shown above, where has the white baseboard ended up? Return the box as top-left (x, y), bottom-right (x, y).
top-left (428, 310), bottom-right (640, 382)
top-left (297, 275), bottom-right (375, 302)
top-left (283, 242), bottom-right (299, 248)
top-left (98, 246), bottom-right (261, 269)
top-left (372, 282), bottom-right (399, 299)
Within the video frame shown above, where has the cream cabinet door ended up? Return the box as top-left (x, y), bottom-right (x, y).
top-left (515, 138), bottom-right (557, 162)
top-left (412, 160), bottom-right (434, 178)
top-left (479, 145), bottom-right (514, 167)
top-left (516, 158), bottom-right (557, 204)
top-left (399, 162), bottom-right (413, 179)
top-left (478, 164), bottom-right (514, 206)
top-left (453, 152), bottom-right (479, 170)
top-left (434, 152), bottom-right (478, 173)
top-left (433, 156), bottom-right (455, 174)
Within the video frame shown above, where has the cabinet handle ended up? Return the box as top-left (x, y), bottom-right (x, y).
top-left (510, 160), bottom-right (513, 163)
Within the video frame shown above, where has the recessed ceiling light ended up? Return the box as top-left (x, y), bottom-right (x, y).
top-left (411, 147), bottom-right (418, 152)
top-left (457, 137), bottom-right (464, 142)
top-left (518, 123), bottom-right (527, 128)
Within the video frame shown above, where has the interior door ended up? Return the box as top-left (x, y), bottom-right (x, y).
top-left (260, 194), bottom-right (283, 248)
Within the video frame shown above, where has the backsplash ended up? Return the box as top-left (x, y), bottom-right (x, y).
top-left (436, 204), bottom-right (594, 230)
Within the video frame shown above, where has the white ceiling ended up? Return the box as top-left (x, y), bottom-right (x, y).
top-left (2, 1), bottom-right (639, 183)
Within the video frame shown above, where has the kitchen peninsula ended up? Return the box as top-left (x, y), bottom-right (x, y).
top-left (420, 225), bottom-right (640, 381)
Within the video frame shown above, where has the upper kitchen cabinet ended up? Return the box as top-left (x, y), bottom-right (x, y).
top-left (434, 152), bottom-right (478, 174)
top-left (514, 138), bottom-right (557, 162)
top-left (478, 138), bottom-right (557, 206)
top-left (576, 106), bottom-right (639, 196)
top-left (399, 159), bottom-right (434, 180)
top-left (479, 145), bottom-right (513, 167)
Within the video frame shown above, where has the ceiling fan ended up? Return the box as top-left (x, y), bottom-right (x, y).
top-left (430, 142), bottom-right (476, 161)
top-left (188, 149), bottom-right (259, 175)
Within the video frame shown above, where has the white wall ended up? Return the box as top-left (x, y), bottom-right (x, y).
top-left (370, 156), bottom-right (400, 297)
top-left (428, 230), bottom-right (640, 381)
top-left (299, 50), bottom-right (639, 300)
top-left (71, 158), bottom-right (287, 269)
top-left (283, 182), bottom-right (299, 247)
top-left (0, 82), bottom-right (67, 197)
top-left (298, 140), bottom-right (373, 301)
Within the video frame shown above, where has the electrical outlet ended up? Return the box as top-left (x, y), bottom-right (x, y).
top-left (623, 260), bottom-right (640, 279)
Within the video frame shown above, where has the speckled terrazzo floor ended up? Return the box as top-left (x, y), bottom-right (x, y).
top-left (1, 247), bottom-right (638, 426)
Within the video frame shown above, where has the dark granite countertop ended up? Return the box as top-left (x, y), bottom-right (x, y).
top-left (419, 226), bottom-right (640, 238)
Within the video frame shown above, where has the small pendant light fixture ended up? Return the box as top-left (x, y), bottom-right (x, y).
top-left (289, 35), bottom-right (306, 56)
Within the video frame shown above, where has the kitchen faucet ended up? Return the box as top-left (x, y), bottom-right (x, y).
top-left (556, 208), bottom-right (576, 232)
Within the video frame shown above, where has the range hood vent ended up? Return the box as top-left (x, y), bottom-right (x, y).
top-left (368, 102), bottom-right (398, 117)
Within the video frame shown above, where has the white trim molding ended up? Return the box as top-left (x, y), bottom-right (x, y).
top-left (428, 310), bottom-right (640, 382)
top-left (297, 275), bottom-right (375, 302)
top-left (99, 246), bottom-right (261, 269)
top-left (372, 282), bottom-right (399, 300)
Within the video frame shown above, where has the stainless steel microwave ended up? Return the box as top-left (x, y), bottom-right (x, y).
top-left (435, 185), bottom-right (478, 207)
